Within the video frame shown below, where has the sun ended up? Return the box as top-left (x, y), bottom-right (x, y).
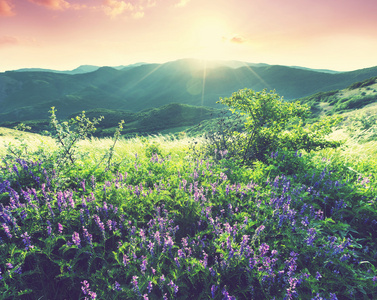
top-left (191, 17), bottom-right (231, 59)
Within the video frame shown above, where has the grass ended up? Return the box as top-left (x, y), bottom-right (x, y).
top-left (1, 123), bottom-right (377, 300)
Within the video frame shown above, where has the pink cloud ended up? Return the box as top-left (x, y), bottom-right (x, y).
top-left (0, 0), bottom-right (15, 16)
top-left (0, 35), bottom-right (19, 46)
top-left (102, 0), bottom-right (135, 17)
top-left (27, 0), bottom-right (71, 10)
top-left (175, 0), bottom-right (190, 8)
top-left (230, 35), bottom-right (247, 44)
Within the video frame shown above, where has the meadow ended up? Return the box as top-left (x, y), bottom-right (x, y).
top-left (1, 91), bottom-right (377, 299)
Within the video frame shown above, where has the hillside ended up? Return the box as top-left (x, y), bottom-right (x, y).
top-left (0, 103), bottom-right (220, 137)
top-left (297, 76), bottom-right (377, 118)
top-left (1, 59), bottom-right (377, 123)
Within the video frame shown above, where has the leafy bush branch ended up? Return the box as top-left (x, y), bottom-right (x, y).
top-left (198, 88), bottom-right (342, 164)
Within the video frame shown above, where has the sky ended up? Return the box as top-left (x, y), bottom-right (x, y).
top-left (1, 0), bottom-right (377, 72)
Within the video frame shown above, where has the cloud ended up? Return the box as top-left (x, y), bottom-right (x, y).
top-left (142, 0), bottom-right (156, 8)
top-left (0, 36), bottom-right (39, 48)
top-left (0, 35), bottom-right (19, 46)
top-left (27, 0), bottom-right (71, 10)
top-left (230, 35), bottom-right (247, 44)
top-left (132, 11), bottom-right (144, 19)
top-left (102, 0), bottom-right (135, 17)
top-left (0, 0), bottom-right (15, 16)
top-left (175, 0), bottom-right (190, 8)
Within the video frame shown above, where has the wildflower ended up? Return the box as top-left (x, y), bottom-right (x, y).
top-left (120, 254), bottom-right (128, 266)
top-left (140, 258), bottom-right (148, 274)
top-left (2, 223), bottom-right (12, 239)
top-left (46, 220), bottom-right (52, 236)
top-left (132, 276), bottom-right (142, 297)
top-left (211, 285), bottom-right (218, 298)
top-left (6, 263), bottom-right (13, 269)
top-left (72, 231), bottom-right (81, 247)
top-left (58, 223), bottom-right (63, 234)
top-left (315, 271), bottom-right (322, 280)
top-left (259, 243), bottom-right (269, 256)
top-left (82, 227), bottom-right (93, 248)
top-left (147, 281), bottom-right (153, 293)
top-left (113, 281), bottom-right (122, 291)
top-left (93, 214), bottom-right (105, 239)
top-left (168, 280), bottom-right (178, 296)
top-left (255, 224), bottom-right (265, 236)
top-left (21, 232), bottom-right (34, 250)
top-left (81, 280), bottom-right (96, 299)
top-left (174, 257), bottom-right (180, 268)
top-left (329, 293), bottom-right (338, 300)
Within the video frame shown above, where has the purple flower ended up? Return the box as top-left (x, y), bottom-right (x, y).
top-left (122, 254), bottom-right (130, 266)
top-left (140, 258), bottom-right (148, 274)
top-left (329, 293), bottom-right (338, 300)
top-left (46, 220), bottom-right (52, 236)
top-left (315, 271), bottom-right (322, 280)
top-left (81, 280), bottom-right (90, 295)
top-left (168, 280), bottom-right (178, 296)
top-left (2, 223), bottom-right (12, 239)
top-left (113, 281), bottom-right (122, 291)
top-left (259, 243), bottom-right (269, 256)
top-left (174, 257), bottom-right (180, 268)
top-left (147, 281), bottom-right (153, 293)
top-left (132, 276), bottom-right (141, 297)
top-left (211, 285), bottom-right (218, 298)
top-left (21, 232), bottom-right (33, 251)
top-left (93, 214), bottom-right (105, 239)
top-left (81, 280), bottom-right (96, 298)
top-left (255, 225), bottom-right (265, 236)
top-left (6, 263), bottom-right (13, 269)
top-left (58, 223), bottom-right (63, 234)
top-left (72, 231), bottom-right (81, 247)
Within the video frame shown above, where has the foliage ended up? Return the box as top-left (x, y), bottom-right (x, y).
top-left (49, 107), bottom-right (104, 170)
top-left (1, 129), bottom-right (377, 299)
top-left (1, 94), bottom-right (377, 300)
top-left (198, 88), bottom-right (341, 164)
top-left (345, 112), bottom-right (377, 142)
top-left (348, 76), bottom-right (377, 90)
top-left (0, 104), bottom-right (220, 138)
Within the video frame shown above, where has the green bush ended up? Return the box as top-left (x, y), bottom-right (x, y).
top-left (200, 88), bottom-right (342, 164)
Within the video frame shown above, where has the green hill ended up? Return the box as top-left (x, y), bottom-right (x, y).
top-left (1, 59), bottom-right (377, 123)
top-left (0, 103), bottom-right (220, 137)
top-left (296, 76), bottom-right (377, 118)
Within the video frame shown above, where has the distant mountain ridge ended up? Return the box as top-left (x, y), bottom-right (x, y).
top-left (1, 59), bottom-right (377, 123)
top-left (10, 60), bottom-right (338, 74)
top-left (13, 63), bottom-right (147, 75)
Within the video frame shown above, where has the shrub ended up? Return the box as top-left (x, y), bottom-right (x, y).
top-left (199, 88), bottom-right (342, 164)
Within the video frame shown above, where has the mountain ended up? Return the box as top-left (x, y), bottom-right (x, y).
top-left (1, 59), bottom-right (377, 123)
top-left (12, 63), bottom-right (146, 75)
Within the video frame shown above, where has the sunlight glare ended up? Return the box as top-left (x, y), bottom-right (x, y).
top-left (193, 17), bottom-right (230, 60)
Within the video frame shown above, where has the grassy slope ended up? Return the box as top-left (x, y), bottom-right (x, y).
top-left (0, 103), bottom-right (220, 137)
top-left (297, 76), bottom-right (377, 119)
